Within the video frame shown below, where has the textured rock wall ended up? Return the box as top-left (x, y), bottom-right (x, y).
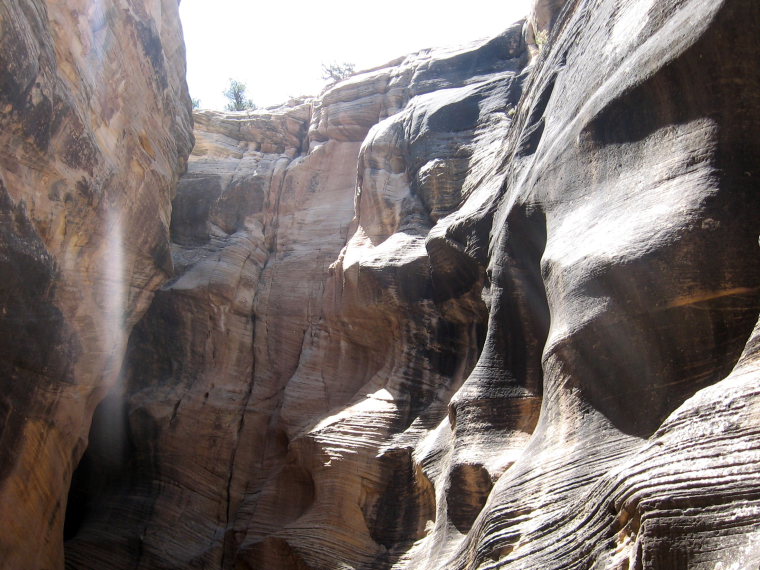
top-left (64, 26), bottom-right (530, 568)
top-left (0, 1), bottom-right (193, 568)
top-left (5, 0), bottom-right (760, 569)
top-left (66, 1), bottom-right (760, 568)
top-left (449, 0), bottom-right (760, 567)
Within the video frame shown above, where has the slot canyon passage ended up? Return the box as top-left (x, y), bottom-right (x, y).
top-left (1, 0), bottom-right (760, 568)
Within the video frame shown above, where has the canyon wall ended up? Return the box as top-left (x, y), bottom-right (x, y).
top-left (66, 0), bottom-right (760, 568)
top-left (2, 0), bottom-right (760, 569)
top-left (63, 25), bottom-right (531, 568)
top-left (0, 0), bottom-right (193, 567)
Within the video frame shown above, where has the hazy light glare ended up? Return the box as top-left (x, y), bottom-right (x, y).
top-left (180, 0), bottom-right (532, 110)
top-left (103, 208), bottom-right (125, 385)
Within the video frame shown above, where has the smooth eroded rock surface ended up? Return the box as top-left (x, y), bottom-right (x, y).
top-left (4, 0), bottom-right (760, 569)
top-left (66, 1), bottom-right (760, 567)
top-left (63, 23), bottom-right (531, 569)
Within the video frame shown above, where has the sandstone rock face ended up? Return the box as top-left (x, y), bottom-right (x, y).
top-left (63, 25), bottom-right (530, 569)
top-left (449, 0), bottom-right (760, 567)
top-left (0, 1), bottom-right (193, 568)
top-left (66, 1), bottom-right (760, 568)
top-left (5, 0), bottom-right (760, 569)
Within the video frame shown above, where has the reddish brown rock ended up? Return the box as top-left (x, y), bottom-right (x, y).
top-left (66, 2), bottom-right (760, 568)
top-left (62, 24), bottom-right (529, 569)
top-left (4, 0), bottom-right (760, 569)
top-left (0, 0), bottom-right (193, 567)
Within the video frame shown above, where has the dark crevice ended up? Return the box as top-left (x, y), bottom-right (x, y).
top-left (63, 392), bottom-right (135, 542)
top-left (514, 76), bottom-right (556, 158)
top-left (220, 312), bottom-right (259, 570)
top-left (364, 448), bottom-right (436, 566)
top-left (447, 463), bottom-right (493, 533)
top-left (493, 203), bottom-right (550, 396)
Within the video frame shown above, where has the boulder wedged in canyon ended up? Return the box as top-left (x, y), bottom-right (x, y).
top-left (3, 0), bottom-right (760, 569)
top-left (0, 1), bottom-right (193, 568)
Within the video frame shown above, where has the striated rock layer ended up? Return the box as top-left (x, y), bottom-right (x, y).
top-left (66, 0), bottom-right (760, 568)
top-left (0, 0), bottom-right (193, 568)
top-left (4, 0), bottom-right (760, 569)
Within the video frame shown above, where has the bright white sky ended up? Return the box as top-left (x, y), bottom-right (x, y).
top-left (179, 0), bottom-right (532, 110)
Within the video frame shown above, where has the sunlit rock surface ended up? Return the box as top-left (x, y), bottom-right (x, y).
top-left (62, 24), bottom-right (530, 569)
top-left (0, 0), bottom-right (193, 567)
top-left (450, 0), bottom-right (760, 567)
top-left (4, 0), bottom-right (760, 569)
top-left (69, 0), bottom-right (760, 567)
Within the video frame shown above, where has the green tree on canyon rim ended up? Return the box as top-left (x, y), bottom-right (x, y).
top-left (223, 79), bottom-right (256, 111)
